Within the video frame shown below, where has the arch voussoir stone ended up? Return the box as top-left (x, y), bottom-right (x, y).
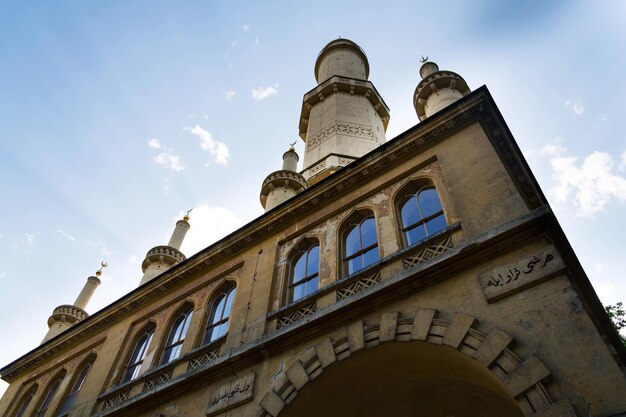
top-left (257, 309), bottom-right (577, 417)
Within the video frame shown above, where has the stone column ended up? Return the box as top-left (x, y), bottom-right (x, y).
top-left (73, 276), bottom-right (101, 310)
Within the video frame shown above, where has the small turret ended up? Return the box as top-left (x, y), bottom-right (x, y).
top-left (260, 145), bottom-right (308, 212)
top-left (139, 211), bottom-right (191, 286)
top-left (413, 58), bottom-right (470, 121)
top-left (42, 262), bottom-right (105, 344)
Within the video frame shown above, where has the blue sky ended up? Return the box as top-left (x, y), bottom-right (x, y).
top-left (1, 1), bottom-right (625, 397)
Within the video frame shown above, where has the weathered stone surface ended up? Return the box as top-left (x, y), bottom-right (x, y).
top-left (206, 372), bottom-right (255, 416)
top-left (410, 308), bottom-right (437, 341)
top-left (443, 313), bottom-right (475, 348)
top-left (379, 312), bottom-right (398, 342)
top-left (347, 321), bottom-right (365, 352)
top-left (532, 400), bottom-right (577, 417)
top-left (315, 338), bottom-right (336, 368)
top-left (503, 356), bottom-right (551, 397)
top-left (259, 390), bottom-right (284, 417)
top-left (285, 361), bottom-right (309, 390)
top-left (473, 329), bottom-right (514, 367)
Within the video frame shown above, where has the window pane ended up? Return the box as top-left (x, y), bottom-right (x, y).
top-left (425, 214), bottom-right (447, 236)
top-left (362, 247), bottom-right (379, 269)
top-left (348, 254), bottom-right (363, 275)
top-left (360, 217), bottom-right (377, 248)
top-left (401, 197), bottom-right (421, 227)
top-left (292, 282), bottom-right (305, 301)
top-left (305, 274), bottom-right (318, 296)
top-left (406, 224), bottom-right (427, 246)
top-left (180, 311), bottom-right (193, 339)
top-left (345, 226), bottom-right (360, 256)
top-left (37, 378), bottom-right (61, 416)
top-left (223, 289), bottom-right (235, 318)
top-left (15, 393), bottom-right (33, 417)
top-left (217, 322), bottom-right (228, 339)
top-left (210, 326), bottom-right (221, 343)
top-left (418, 188), bottom-right (443, 217)
top-left (306, 245), bottom-right (320, 275)
top-left (211, 296), bottom-right (226, 325)
top-left (293, 253), bottom-right (306, 281)
top-left (169, 317), bottom-right (185, 344)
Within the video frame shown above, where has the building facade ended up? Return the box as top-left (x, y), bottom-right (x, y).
top-left (1, 39), bottom-right (625, 417)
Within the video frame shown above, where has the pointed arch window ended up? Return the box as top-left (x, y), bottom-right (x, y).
top-left (398, 184), bottom-right (447, 246)
top-left (56, 356), bottom-right (95, 416)
top-left (342, 213), bottom-right (379, 275)
top-left (202, 283), bottom-right (236, 346)
top-left (289, 241), bottom-right (319, 302)
top-left (161, 305), bottom-right (193, 365)
top-left (35, 371), bottom-right (65, 417)
top-left (11, 385), bottom-right (37, 417)
top-left (121, 324), bottom-right (155, 383)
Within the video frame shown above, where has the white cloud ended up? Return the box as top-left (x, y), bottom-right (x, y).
top-left (224, 90), bottom-right (238, 102)
top-left (128, 255), bottom-right (138, 265)
top-left (231, 40), bottom-right (239, 47)
top-left (163, 177), bottom-right (172, 195)
top-left (56, 228), bottom-right (75, 242)
top-left (549, 150), bottom-right (626, 216)
top-left (147, 138), bottom-right (161, 149)
top-left (154, 152), bottom-right (185, 172)
top-left (619, 151), bottom-right (626, 171)
top-left (255, 37), bottom-right (260, 46)
top-left (179, 204), bottom-right (243, 256)
top-left (184, 125), bottom-right (230, 166)
top-left (242, 25), bottom-right (249, 31)
top-left (252, 84), bottom-right (279, 101)
top-left (0, 271), bottom-right (6, 280)
top-left (25, 233), bottom-right (35, 245)
top-left (564, 99), bottom-right (584, 115)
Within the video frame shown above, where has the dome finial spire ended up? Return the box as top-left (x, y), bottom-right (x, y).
top-left (95, 260), bottom-right (108, 277)
top-left (183, 207), bottom-right (193, 222)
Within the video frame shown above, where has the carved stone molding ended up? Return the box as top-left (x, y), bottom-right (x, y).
top-left (307, 121), bottom-right (377, 149)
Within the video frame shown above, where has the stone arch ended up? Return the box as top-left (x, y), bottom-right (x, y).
top-left (256, 309), bottom-right (577, 417)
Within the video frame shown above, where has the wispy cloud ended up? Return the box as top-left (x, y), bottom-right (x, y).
top-left (224, 90), bottom-right (238, 102)
top-left (0, 271), bottom-right (6, 280)
top-left (128, 255), bottom-right (138, 265)
top-left (56, 228), bottom-right (76, 242)
top-left (179, 204), bottom-right (243, 256)
top-left (147, 138), bottom-right (161, 149)
top-left (242, 25), bottom-right (249, 31)
top-left (25, 233), bottom-right (35, 245)
top-left (255, 37), bottom-right (260, 46)
top-left (163, 177), bottom-right (172, 195)
top-left (564, 99), bottom-right (584, 115)
top-left (252, 84), bottom-right (279, 101)
top-left (184, 125), bottom-right (230, 166)
top-left (549, 150), bottom-right (626, 216)
top-left (154, 152), bottom-right (185, 172)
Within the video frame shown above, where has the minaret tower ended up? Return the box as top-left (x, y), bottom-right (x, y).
top-left (260, 145), bottom-right (308, 212)
top-left (298, 39), bottom-right (390, 185)
top-left (413, 58), bottom-right (471, 121)
top-left (42, 262), bottom-right (105, 344)
top-left (139, 211), bottom-right (191, 286)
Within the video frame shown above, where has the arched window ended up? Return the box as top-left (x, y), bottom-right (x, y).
top-left (121, 324), bottom-right (155, 383)
top-left (289, 242), bottom-right (319, 302)
top-left (160, 305), bottom-right (193, 365)
top-left (202, 283), bottom-right (236, 346)
top-left (342, 213), bottom-right (379, 276)
top-left (35, 371), bottom-right (66, 417)
top-left (56, 356), bottom-right (95, 416)
top-left (11, 385), bottom-right (37, 417)
top-left (398, 184), bottom-right (447, 246)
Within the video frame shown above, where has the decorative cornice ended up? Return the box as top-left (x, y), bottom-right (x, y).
top-left (0, 87), bottom-right (546, 382)
top-left (299, 76), bottom-right (390, 139)
top-left (260, 170), bottom-right (308, 207)
top-left (48, 305), bottom-right (88, 327)
top-left (413, 70), bottom-right (470, 120)
top-left (141, 245), bottom-right (186, 272)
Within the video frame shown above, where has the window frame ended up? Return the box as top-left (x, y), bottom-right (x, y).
top-left (120, 323), bottom-right (156, 384)
top-left (11, 384), bottom-right (38, 417)
top-left (340, 211), bottom-right (380, 277)
top-left (287, 239), bottom-right (320, 303)
top-left (54, 355), bottom-right (95, 417)
top-left (34, 370), bottom-right (66, 417)
top-left (159, 304), bottom-right (194, 366)
top-left (397, 182), bottom-right (447, 247)
top-left (201, 282), bottom-right (236, 346)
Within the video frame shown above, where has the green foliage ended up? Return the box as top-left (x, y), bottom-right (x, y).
top-left (605, 302), bottom-right (626, 348)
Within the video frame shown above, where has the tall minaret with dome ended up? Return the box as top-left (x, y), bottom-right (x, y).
top-left (41, 262), bottom-right (105, 344)
top-left (139, 211), bottom-right (191, 286)
top-left (298, 39), bottom-right (390, 185)
top-left (413, 58), bottom-right (471, 120)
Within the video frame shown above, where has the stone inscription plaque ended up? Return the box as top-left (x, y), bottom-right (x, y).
top-left (206, 372), bottom-right (255, 416)
top-left (478, 246), bottom-right (565, 302)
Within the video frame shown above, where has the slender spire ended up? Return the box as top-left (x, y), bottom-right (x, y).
top-left (42, 262), bottom-right (105, 344)
top-left (260, 144), bottom-right (308, 212)
top-left (139, 212), bottom-right (190, 286)
top-left (413, 58), bottom-right (470, 121)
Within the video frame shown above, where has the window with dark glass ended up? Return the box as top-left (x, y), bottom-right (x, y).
top-left (12, 386), bottom-right (37, 417)
top-left (35, 372), bottom-right (65, 417)
top-left (161, 306), bottom-right (193, 365)
top-left (121, 324), bottom-right (155, 383)
top-left (56, 357), bottom-right (94, 416)
top-left (399, 185), bottom-right (447, 246)
top-left (343, 215), bottom-right (379, 275)
top-left (289, 243), bottom-right (319, 302)
top-left (202, 284), bottom-right (236, 346)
